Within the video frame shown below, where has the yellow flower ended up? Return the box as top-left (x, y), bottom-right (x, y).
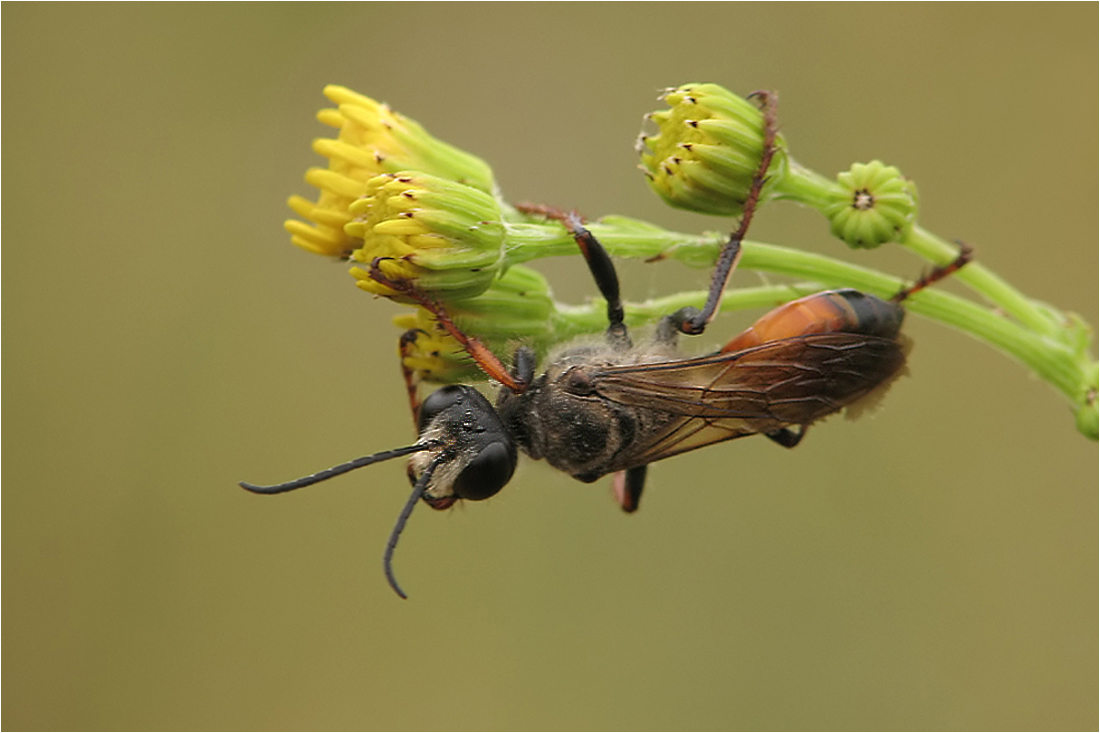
top-left (285, 85), bottom-right (495, 258)
top-left (638, 83), bottom-right (788, 216)
top-left (345, 173), bottom-right (506, 301)
top-left (391, 308), bottom-right (472, 384)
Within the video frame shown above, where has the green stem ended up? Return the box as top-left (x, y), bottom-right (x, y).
top-left (549, 282), bottom-right (823, 341)
top-left (762, 160), bottom-right (1067, 339)
top-left (770, 160), bottom-right (839, 209)
top-left (502, 218), bottom-right (709, 264)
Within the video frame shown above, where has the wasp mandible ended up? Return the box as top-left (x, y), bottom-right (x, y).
top-left (241, 92), bottom-right (971, 597)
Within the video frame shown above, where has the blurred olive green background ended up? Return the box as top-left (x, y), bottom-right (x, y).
top-left (4, 4), bottom-right (1096, 730)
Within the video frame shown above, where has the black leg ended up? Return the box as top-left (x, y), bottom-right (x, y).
top-left (765, 426), bottom-right (805, 449)
top-left (614, 464), bottom-right (648, 513)
top-left (511, 345), bottom-right (537, 385)
top-left (515, 204), bottom-right (631, 349)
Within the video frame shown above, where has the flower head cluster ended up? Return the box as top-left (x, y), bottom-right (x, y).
top-left (638, 83), bottom-right (788, 216)
top-left (285, 85), bottom-right (496, 259)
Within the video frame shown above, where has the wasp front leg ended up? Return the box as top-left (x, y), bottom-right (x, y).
top-left (367, 258), bottom-right (528, 395)
top-left (398, 329), bottom-right (428, 428)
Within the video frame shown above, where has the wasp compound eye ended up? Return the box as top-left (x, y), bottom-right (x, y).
top-left (453, 441), bottom-right (516, 501)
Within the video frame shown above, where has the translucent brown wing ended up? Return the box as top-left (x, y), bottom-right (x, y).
top-left (588, 332), bottom-right (906, 470)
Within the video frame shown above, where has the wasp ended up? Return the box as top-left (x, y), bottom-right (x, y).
top-left (241, 92), bottom-right (971, 597)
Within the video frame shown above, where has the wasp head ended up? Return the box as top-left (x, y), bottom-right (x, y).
top-left (410, 385), bottom-right (518, 509)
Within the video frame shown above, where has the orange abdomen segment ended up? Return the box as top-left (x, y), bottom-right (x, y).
top-left (722, 289), bottom-right (905, 353)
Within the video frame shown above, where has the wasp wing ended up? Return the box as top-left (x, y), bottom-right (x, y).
top-left (589, 332), bottom-right (906, 470)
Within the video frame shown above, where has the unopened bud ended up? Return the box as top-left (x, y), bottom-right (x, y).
top-left (345, 173), bottom-right (506, 302)
top-left (638, 83), bottom-right (787, 216)
top-left (823, 161), bottom-right (918, 249)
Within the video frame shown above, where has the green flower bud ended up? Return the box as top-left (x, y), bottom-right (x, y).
top-left (345, 173), bottom-right (506, 302)
top-left (823, 161), bottom-right (918, 249)
top-left (391, 265), bottom-right (554, 383)
top-left (286, 85), bottom-right (496, 258)
top-left (638, 83), bottom-right (788, 216)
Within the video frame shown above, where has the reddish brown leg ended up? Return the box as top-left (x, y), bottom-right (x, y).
top-left (514, 202), bottom-right (571, 221)
top-left (398, 329), bottom-right (427, 427)
top-left (368, 259), bottom-right (528, 394)
top-left (893, 242), bottom-right (974, 304)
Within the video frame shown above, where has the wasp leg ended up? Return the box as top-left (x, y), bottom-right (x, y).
top-left (515, 204), bottom-right (630, 350)
top-left (892, 241), bottom-right (974, 304)
top-left (511, 345), bottom-right (537, 385)
top-left (368, 259), bottom-right (529, 394)
top-left (566, 212), bottom-right (630, 348)
top-left (765, 426), bottom-right (806, 448)
top-left (675, 91), bottom-right (779, 337)
top-left (398, 329), bottom-right (428, 427)
top-left (612, 464), bottom-right (648, 513)
top-left (655, 306), bottom-right (696, 347)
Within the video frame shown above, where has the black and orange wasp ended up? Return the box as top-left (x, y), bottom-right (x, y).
top-left (241, 92), bottom-right (971, 597)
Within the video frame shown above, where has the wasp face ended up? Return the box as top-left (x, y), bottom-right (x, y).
top-left (409, 385), bottom-right (518, 508)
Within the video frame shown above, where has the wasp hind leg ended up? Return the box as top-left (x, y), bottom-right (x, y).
top-left (765, 426), bottom-right (806, 449)
top-left (892, 241), bottom-right (974, 304)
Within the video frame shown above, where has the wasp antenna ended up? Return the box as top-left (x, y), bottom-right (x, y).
top-left (239, 442), bottom-right (440, 495)
top-left (384, 454), bottom-right (448, 599)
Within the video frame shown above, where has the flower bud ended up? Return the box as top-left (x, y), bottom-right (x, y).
top-left (823, 161), bottom-right (918, 249)
top-left (638, 83), bottom-right (787, 216)
top-left (286, 85), bottom-right (496, 258)
top-left (346, 173), bottom-right (506, 302)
